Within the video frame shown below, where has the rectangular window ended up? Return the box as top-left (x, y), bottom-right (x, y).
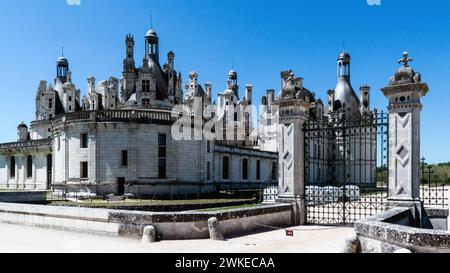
top-left (207, 141), bottom-right (211, 153)
top-left (158, 159), bottom-right (166, 179)
top-left (10, 157), bottom-right (16, 178)
top-left (223, 157), bottom-right (230, 180)
top-left (256, 160), bottom-right (261, 181)
top-left (158, 147), bottom-right (166, 158)
top-left (207, 162), bottom-right (211, 180)
top-left (80, 133), bottom-right (88, 148)
top-left (121, 150), bottom-right (128, 167)
top-left (158, 134), bottom-right (167, 179)
top-left (242, 159), bottom-right (249, 180)
top-left (158, 134), bottom-right (167, 146)
top-left (27, 155), bottom-right (33, 178)
top-left (81, 162), bottom-right (88, 179)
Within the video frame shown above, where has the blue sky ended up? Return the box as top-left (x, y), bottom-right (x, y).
top-left (0, 0), bottom-right (449, 163)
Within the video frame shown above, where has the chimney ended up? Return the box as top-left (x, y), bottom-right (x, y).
top-left (245, 84), bottom-right (253, 104)
top-left (360, 85), bottom-right (371, 114)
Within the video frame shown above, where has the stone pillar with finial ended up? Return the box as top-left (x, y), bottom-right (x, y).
top-left (276, 70), bottom-right (313, 226)
top-left (381, 52), bottom-right (429, 225)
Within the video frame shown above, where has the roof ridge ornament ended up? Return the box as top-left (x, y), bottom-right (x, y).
top-left (398, 51), bottom-right (413, 67)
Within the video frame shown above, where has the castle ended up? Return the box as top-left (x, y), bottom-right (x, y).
top-left (0, 26), bottom-right (277, 197)
top-left (0, 24), bottom-right (377, 197)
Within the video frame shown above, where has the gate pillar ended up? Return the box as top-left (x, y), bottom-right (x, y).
top-left (381, 52), bottom-right (429, 224)
top-left (276, 84), bottom-right (312, 226)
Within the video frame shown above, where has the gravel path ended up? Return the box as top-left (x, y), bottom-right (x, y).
top-left (0, 223), bottom-right (353, 253)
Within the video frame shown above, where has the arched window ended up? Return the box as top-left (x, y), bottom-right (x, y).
top-left (272, 162), bottom-right (278, 181)
top-left (242, 159), bottom-right (249, 180)
top-left (10, 156), bottom-right (16, 178)
top-left (26, 155), bottom-right (33, 178)
top-left (223, 157), bottom-right (230, 180)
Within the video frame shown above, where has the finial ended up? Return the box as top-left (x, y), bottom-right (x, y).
top-left (150, 14), bottom-right (153, 29)
top-left (398, 51), bottom-right (413, 67)
top-left (61, 45), bottom-right (64, 57)
top-left (342, 41), bottom-right (346, 52)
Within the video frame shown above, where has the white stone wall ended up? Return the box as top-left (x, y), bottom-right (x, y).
top-left (214, 146), bottom-right (277, 184)
top-left (0, 153), bottom-right (49, 190)
top-left (30, 119), bottom-right (53, 140)
top-left (53, 122), bottom-right (218, 194)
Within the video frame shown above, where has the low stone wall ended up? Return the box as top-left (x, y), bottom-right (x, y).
top-left (0, 191), bottom-right (47, 204)
top-left (0, 202), bottom-right (293, 240)
top-left (355, 207), bottom-right (450, 253)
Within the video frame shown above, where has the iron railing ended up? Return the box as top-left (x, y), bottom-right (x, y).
top-left (420, 159), bottom-right (449, 208)
top-left (304, 109), bottom-right (389, 225)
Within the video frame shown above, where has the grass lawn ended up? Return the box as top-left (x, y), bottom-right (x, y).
top-left (49, 198), bottom-right (256, 208)
top-left (195, 204), bottom-right (262, 212)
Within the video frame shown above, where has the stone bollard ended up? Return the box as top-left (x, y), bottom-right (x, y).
top-left (208, 217), bottom-right (225, 241)
top-left (394, 248), bottom-right (412, 254)
top-left (342, 233), bottom-right (361, 253)
top-left (142, 225), bottom-right (156, 244)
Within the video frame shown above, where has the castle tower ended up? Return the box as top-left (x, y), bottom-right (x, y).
top-left (123, 34), bottom-right (135, 72)
top-left (121, 35), bottom-right (137, 102)
top-left (145, 28), bottom-right (159, 63)
top-left (334, 52), bottom-right (360, 114)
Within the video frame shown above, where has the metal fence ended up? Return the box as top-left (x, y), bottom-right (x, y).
top-left (420, 159), bottom-right (449, 208)
top-left (304, 110), bottom-right (389, 226)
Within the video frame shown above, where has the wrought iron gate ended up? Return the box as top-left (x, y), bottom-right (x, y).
top-left (304, 109), bottom-right (389, 226)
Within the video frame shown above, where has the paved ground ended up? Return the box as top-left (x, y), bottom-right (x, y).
top-left (0, 223), bottom-right (353, 253)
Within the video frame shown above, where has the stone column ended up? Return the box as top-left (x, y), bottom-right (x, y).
top-left (381, 52), bottom-right (429, 224)
top-left (276, 99), bottom-right (311, 226)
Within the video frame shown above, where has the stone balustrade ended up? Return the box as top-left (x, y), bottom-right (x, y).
top-left (0, 139), bottom-right (52, 151)
top-left (55, 109), bottom-right (179, 125)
